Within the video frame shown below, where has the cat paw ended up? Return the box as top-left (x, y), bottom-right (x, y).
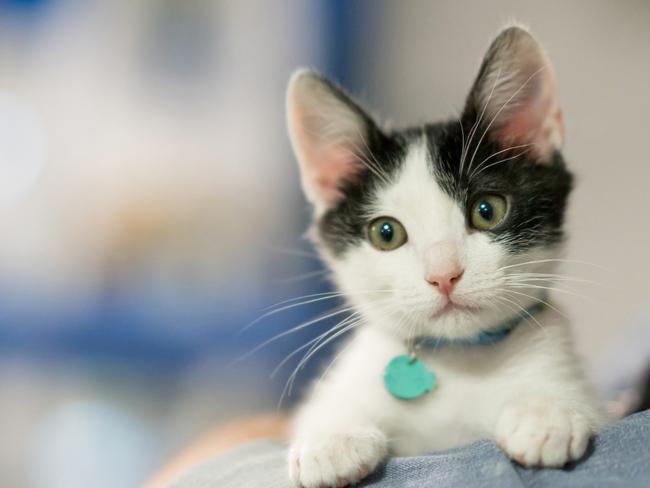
top-left (288, 427), bottom-right (387, 487)
top-left (496, 402), bottom-right (592, 467)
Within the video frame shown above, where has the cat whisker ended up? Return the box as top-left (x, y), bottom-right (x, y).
top-left (397, 306), bottom-right (418, 348)
top-left (470, 147), bottom-right (534, 179)
top-left (354, 125), bottom-right (392, 185)
top-left (280, 318), bottom-right (367, 406)
top-left (274, 268), bottom-right (330, 284)
top-left (505, 274), bottom-right (584, 286)
top-left (457, 115), bottom-right (467, 175)
top-left (335, 124), bottom-right (391, 186)
top-left (493, 295), bottom-right (549, 339)
top-left (466, 65), bottom-right (547, 175)
top-left (233, 305), bottom-right (358, 364)
top-left (271, 330), bottom-right (333, 379)
top-left (343, 145), bottom-right (390, 186)
top-left (245, 289), bottom-right (395, 332)
top-left (242, 295), bottom-right (347, 332)
top-left (260, 291), bottom-right (361, 311)
top-left (498, 287), bottom-right (568, 319)
top-left (497, 258), bottom-right (607, 272)
top-left (460, 67), bottom-right (502, 177)
top-left (266, 245), bottom-right (322, 261)
top-left (512, 215), bottom-right (545, 229)
top-left (313, 339), bottom-right (356, 392)
top-left (280, 297), bottom-right (428, 404)
top-left (505, 273), bottom-right (600, 286)
top-left (468, 143), bottom-right (534, 178)
top-left (504, 283), bottom-right (593, 302)
top-left (317, 119), bottom-right (388, 185)
top-left (271, 296), bottom-right (403, 379)
top-left (506, 279), bottom-right (582, 295)
top-left (271, 307), bottom-right (369, 378)
top-left (503, 270), bottom-right (597, 299)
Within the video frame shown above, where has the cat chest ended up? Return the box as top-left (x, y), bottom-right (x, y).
top-left (381, 350), bottom-right (510, 447)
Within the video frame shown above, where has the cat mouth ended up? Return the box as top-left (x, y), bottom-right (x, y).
top-left (430, 299), bottom-right (480, 319)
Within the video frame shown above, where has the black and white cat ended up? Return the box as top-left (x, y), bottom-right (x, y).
top-left (285, 26), bottom-right (605, 488)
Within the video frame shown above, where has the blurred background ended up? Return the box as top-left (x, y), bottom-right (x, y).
top-left (0, 1), bottom-right (648, 486)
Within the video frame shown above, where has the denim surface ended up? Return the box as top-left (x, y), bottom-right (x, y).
top-left (170, 409), bottom-right (650, 488)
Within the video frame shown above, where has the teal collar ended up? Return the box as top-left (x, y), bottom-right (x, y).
top-left (415, 298), bottom-right (547, 349)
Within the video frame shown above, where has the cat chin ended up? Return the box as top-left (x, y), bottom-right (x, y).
top-left (430, 300), bottom-right (482, 320)
top-left (421, 318), bottom-right (491, 340)
top-left (372, 306), bottom-right (496, 342)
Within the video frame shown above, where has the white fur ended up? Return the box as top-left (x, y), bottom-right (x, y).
top-left (289, 139), bottom-right (605, 488)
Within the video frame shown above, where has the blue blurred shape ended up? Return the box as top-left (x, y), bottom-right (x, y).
top-left (0, 0), bottom-right (50, 10)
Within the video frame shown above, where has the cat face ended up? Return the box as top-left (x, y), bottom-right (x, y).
top-left (287, 26), bottom-right (573, 339)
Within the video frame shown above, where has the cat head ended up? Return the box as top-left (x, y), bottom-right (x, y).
top-left (286, 26), bottom-right (572, 339)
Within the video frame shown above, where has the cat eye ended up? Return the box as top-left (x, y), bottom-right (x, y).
top-left (368, 216), bottom-right (408, 251)
top-left (470, 194), bottom-right (508, 231)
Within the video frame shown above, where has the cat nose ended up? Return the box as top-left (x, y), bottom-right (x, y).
top-left (425, 269), bottom-right (464, 296)
top-left (423, 241), bottom-right (464, 295)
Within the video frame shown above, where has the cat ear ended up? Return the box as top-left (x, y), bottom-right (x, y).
top-left (464, 26), bottom-right (564, 163)
top-left (287, 70), bottom-right (378, 213)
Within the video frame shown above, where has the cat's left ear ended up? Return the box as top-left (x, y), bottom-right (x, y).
top-left (464, 26), bottom-right (564, 163)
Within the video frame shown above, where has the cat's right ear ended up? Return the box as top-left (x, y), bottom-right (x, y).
top-left (287, 70), bottom-right (377, 214)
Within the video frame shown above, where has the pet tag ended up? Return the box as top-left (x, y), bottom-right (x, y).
top-left (383, 354), bottom-right (436, 400)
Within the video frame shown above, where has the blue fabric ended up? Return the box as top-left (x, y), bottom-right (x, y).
top-left (170, 409), bottom-right (650, 488)
top-left (362, 409), bottom-right (650, 487)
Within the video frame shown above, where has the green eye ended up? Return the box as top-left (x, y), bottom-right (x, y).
top-left (470, 194), bottom-right (508, 230)
top-left (368, 216), bottom-right (407, 251)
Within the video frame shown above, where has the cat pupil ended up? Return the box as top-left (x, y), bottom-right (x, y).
top-left (478, 202), bottom-right (493, 221)
top-left (380, 223), bottom-right (394, 242)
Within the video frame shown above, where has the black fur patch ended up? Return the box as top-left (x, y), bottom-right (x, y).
top-left (317, 128), bottom-right (409, 256)
top-left (316, 114), bottom-right (573, 257)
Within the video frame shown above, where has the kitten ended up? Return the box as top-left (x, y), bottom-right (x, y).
top-left (285, 26), bottom-right (605, 488)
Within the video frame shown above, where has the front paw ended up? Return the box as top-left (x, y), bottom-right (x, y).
top-left (289, 427), bottom-right (387, 488)
top-left (496, 402), bottom-right (592, 467)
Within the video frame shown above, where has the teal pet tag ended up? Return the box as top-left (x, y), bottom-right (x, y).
top-left (383, 354), bottom-right (437, 400)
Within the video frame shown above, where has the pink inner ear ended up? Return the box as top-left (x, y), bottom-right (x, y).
top-left (492, 67), bottom-right (565, 162)
top-left (302, 143), bottom-right (364, 205)
top-left (289, 94), bottom-right (366, 207)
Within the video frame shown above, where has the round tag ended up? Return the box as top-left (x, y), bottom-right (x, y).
top-left (383, 354), bottom-right (437, 400)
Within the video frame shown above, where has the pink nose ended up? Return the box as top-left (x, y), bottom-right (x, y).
top-left (426, 269), bottom-right (464, 296)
